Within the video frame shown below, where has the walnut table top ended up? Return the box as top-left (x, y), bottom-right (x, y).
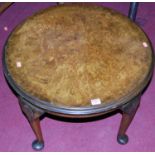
top-left (5, 4), bottom-right (153, 108)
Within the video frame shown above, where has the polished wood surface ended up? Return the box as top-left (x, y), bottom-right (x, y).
top-left (6, 4), bottom-right (152, 108)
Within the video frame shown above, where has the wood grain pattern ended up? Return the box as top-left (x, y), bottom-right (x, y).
top-left (6, 4), bottom-right (152, 107)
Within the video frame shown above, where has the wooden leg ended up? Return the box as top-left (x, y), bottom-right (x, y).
top-left (19, 97), bottom-right (45, 150)
top-left (128, 2), bottom-right (139, 21)
top-left (117, 95), bottom-right (141, 144)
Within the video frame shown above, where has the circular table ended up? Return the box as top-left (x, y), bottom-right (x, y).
top-left (3, 4), bottom-right (154, 150)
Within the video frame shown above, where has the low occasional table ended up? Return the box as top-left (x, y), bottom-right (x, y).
top-left (3, 4), bottom-right (154, 150)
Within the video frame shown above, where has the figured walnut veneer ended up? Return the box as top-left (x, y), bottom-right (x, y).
top-left (6, 4), bottom-right (152, 107)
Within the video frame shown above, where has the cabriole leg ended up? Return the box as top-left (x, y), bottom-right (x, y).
top-left (19, 98), bottom-right (45, 150)
top-left (117, 95), bottom-right (141, 144)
